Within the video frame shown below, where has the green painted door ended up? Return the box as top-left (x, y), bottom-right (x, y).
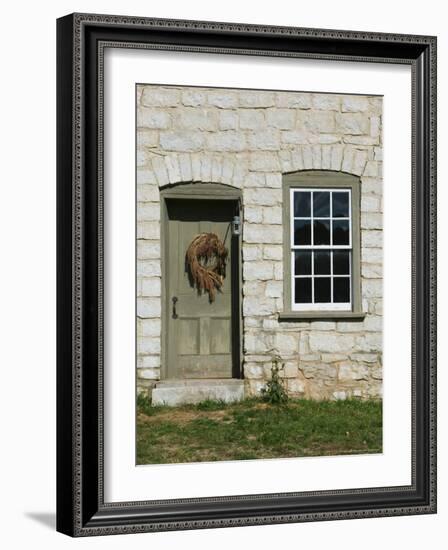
top-left (165, 199), bottom-right (237, 379)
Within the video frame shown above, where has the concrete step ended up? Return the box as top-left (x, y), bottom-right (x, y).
top-left (151, 379), bottom-right (245, 407)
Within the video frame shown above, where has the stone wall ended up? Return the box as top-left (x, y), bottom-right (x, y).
top-left (136, 85), bottom-right (383, 400)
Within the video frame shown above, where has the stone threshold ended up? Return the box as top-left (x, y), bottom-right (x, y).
top-left (151, 378), bottom-right (245, 407)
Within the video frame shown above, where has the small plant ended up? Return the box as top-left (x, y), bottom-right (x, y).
top-left (261, 355), bottom-right (289, 405)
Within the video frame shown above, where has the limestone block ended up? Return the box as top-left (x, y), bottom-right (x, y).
top-left (137, 222), bottom-right (160, 240)
top-left (291, 150), bottom-right (305, 171)
top-left (288, 379), bottom-right (306, 395)
top-left (243, 224), bottom-right (283, 244)
top-left (140, 318), bottom-right (162, 337)
top-left (138, 368), bottom-right (160, 380)
top-left (280, 130), bottom-right (308, 144)
top-left (265, 280), bottom-right (283, 298)
top-left (336, 113), bottom-right (369, 135)
top-left (137, 169), bottom-right (157, 185)
top-left (190, 154), bottom-right (202, 181)
top-left (363, 315), bottom-right (382, 332)
top-left (302, 145), bottom-right (314, 169)
top-left (137, 130), bottom-right (159, 148)
top-left (207, 132), bottom-right (246, 152)
top-left (321, 145), bottom-right (332, 169)
top-left (137, 355), bottom-right (161, 368)
top-left (249, 152), bottom-right (281, 171)
top-left (243, 261), bottom-right (274, 281)
top-left (138, 337), bottom-right (161, 354)
top-left (266, 108), bottom-right (296, 129)
top-left (362, 230), bottom-right (383, 248)
top-left (159, 131), bottom-right (204, 152)
top-left (262, 206), bottom-right (282, 224)
top-left (141, 87), bottom-right (180, 107)
top-left (244, 188), bottom-right (281, 206)
top-left (244, 206), bottom-right (263, 224)
top-left (355, 333), bottom-right (383, 352)
top-left (336, 321), bottom-right (364, 332)
top-left (341, 96), bottom-right (370, 112)
top-left (239, 109), bottom-right (265, 129)
top-left (263, 245), bottom-right (283, 260)
top-left (242, 244), bottom-right (262, 261)
top-left (361, 195), bottom-right (381, 212)
top-left (175, 108), bottom-right (218, 131)
top-left (361, 247), bottom-right (383, 264)
top-left (331, 145), bottom-right (343, 170)
top-left (141, 277), bottom-right (161, 297)
top-left (265, 174), bottom-right (282, 188)
top-left (219, 110), bottom-right (238, 130)
top-left (137, 185), bottom-right (159, 202)
top-left (312, 145), bottom-right (322, 168)
top-left (273, 262), bottom-right (283, 280)
top-left (352, 149), bottom-right (368, 176)
top-left (181, 89), bottom-right (206, 106)
top-left (137, 240), bottom-right (161, 259)
top-left (247, 129), bottom-right (281, 150)
top-left (275, 333), bottom-right (298, 355)
top-left (239, 91), bottom-right (275, 108)
top-left (312, 94), bottom-right (340, 110)
top-left (137, 298), bottom-right (161, 318)
top-left (363, 161), bottom-right (380, 176)
top-left (309, 321), bottom-right (336, 331)
top-left (278, 150), bottom-right (293, 172)
top-left (362, 263), bottom-right (382, 278)
top-left (275, 92), bottom-right (311, 109)
top-left (137, 260), bottom-right (161, 277)
top-left (361, 213), bottom-right (383, 230)
top-left (361, 177), bottom-right (382, 194)
top-left (243, 281), bottom-right (265, 296)
top-left (370, 116), bottom-right (381, 138)
top-left (207, 90), bottom-right (238, 108)
top-left (297, 111), bottom-right (335, 133)
top-left (137, 202), bottom-right (160, 222)
top-left (338, 362), bottom-right (369, 381)
top-left (362, 279), bottom-right (382, 298)
top-left (244, 364), bottom-right (265, 379)
top-left (138, 107), bottom-right (171, 129)
top-left (178, 153), bottom-right (193, 181)
top-left (321, 353), bottom-right (348, 363)
top-left (349, 353), bottom-right (378, 363)
top-left (309, 332), bottom-right (355, 353)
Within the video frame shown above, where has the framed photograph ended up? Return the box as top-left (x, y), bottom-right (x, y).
top-left (56, 13), bottom-right (437, 536)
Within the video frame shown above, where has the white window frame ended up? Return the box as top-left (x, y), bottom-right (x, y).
top-left (290, 187), bottom-right (352, 311)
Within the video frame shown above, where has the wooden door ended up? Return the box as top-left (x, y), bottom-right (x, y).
top-left (165, 199), bottom-right (238, 379)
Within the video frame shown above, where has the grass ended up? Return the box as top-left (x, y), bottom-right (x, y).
top-left (136, 395), bottom-right (382, 465)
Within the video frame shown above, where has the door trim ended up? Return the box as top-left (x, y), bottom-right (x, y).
top-left (160, 182), bottom-right (242, 381)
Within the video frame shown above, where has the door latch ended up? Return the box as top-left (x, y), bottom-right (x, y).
top-left (172, 296), bottom-right (178, 319)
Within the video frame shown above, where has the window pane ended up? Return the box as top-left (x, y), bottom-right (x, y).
top-left (332, 219), bottom-right (350, 245)
top-left (332, 192), bottom-right (350, 217)
top-left (334, 277), bottom-right (350, 303)
top-left (294, 191), bottom-right (311, 217)
top-left (294, 251), bottom-right (312, 275)
top-left (333, 250), bottom-right (350, 275)
top-left (314, 251), bottom-right (330, 274)
top-left (294, 219), bottom-right (311, 245)
top-left (313, 191), bottom-right (330, 217)
top-left (295, 277), bottom-right (312, 303)
top-left (313, 220), bottom-right (330, 245)
top-left (314, 277), bottom-right (331, 303)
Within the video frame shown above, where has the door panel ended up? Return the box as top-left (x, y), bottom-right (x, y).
top-left (165, 199), bottom-right (237, 379)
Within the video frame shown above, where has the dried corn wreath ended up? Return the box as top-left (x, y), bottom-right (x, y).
top-left (185, 233), bottom-right (228, 302)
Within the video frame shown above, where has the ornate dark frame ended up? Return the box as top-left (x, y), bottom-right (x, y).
top-left (56, 13), bottom-right (437, 537)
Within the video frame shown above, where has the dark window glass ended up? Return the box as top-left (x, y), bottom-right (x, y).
top-left (314, 277), bottom-right (331, 303)
top-left (295, 277), bottom-right (312, 303)
top-left (333, 250), bottom-right (350, 275)
top-left (294, 191), bottom-right (311, 217)
top-left (334, 277), bottom-right (350, 303)
top-left (332, 219), bottom-right (350, 245)
top-left (313, 220), bottom-right (330, 245)
top-left (294, 251), bottom-right (312, 275)
top-left (332, 192), bottom-right (350, 217)
top-left (314, 251), bottom-right (330, 274)
top-left (313, 191), bottom-right (330, 217)
top-left (294, 219), bottom-right (311, 245)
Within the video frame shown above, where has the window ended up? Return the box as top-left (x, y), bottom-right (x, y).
top-left (292, 188), bottom-right (352, 310)
top-left (281, 171), bottom-right (363, 320)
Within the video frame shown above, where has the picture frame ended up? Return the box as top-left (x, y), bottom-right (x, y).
top-left (56, 12), bottom-right (437, 536)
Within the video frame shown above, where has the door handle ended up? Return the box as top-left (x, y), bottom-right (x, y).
top-left (172, 296), bottom-right (178, 319)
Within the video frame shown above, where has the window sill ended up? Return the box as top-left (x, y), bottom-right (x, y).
top-left (278, 311), bottom-right (366, 322)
